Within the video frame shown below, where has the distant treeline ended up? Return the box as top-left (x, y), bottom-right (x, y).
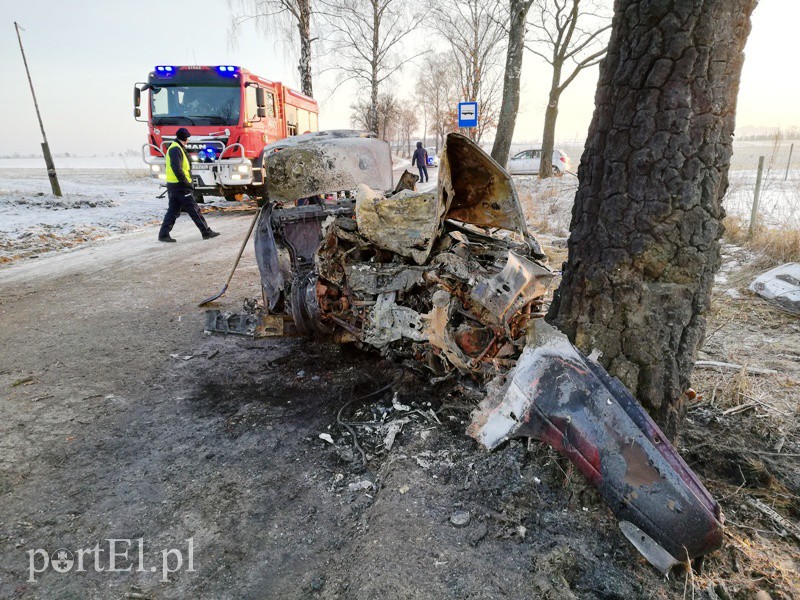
top-left (736, 127), bottom-right (800, 141)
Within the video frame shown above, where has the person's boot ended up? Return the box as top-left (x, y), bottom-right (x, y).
top-left (159, 235), bottom-right (177, 243)
top-left (203, 231), bottom-right (220, 240)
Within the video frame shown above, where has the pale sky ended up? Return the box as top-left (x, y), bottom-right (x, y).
top-left (0, 0), bottom-right (795, 156)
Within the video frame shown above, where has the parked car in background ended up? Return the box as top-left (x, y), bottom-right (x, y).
top-left (507, 148), bottom-right (572, 176)
top-left (425, 147), bottom-right (439, 167)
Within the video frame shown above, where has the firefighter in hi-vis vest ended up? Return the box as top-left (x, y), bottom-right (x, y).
top-left (158, 127), bottom-right (220, 242)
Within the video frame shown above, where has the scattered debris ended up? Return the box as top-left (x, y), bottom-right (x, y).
top-left (382, 418), bottom-right (408, 451)
top-left (347, 480), bottom-right (374, 492)
top-left (695, 360), bottom-right (779, 376)
top-left (204, 308), bottom-right (284, 338)
top-left (391, 394), bottom-right (410, 412)
top-left (749, 262), bottom-right (800, 315)
top-left (244, 131), bottom-right (728, 572)
top-left (449, 510), bottom-right (471, 527)
top-left (318, 433), bottom-right (335, 445)
top-left (11, 376), bottom-right (34, 387)
top-left (746, 497), bottom-right (800, 542)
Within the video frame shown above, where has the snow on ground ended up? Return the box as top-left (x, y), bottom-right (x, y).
top-left (515, 169), bottom-right (800, 239)
top-left (0, 168), bottom-right (241, 263)
top-left (725, 169), bottom-right (800, 228)
top-left (0, 155), bottom-right (149, 172)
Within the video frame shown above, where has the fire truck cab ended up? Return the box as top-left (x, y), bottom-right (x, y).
top-left (134, 65), bottom-right (319, 202)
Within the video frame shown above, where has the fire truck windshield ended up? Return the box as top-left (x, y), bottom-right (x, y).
top-left (151, 86), bottom-right (240, 126)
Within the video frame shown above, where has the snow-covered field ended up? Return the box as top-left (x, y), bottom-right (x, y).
top-left (0, 156), bottom-right (149, 173)
top-left (0, 168), bottom-right (246, 263)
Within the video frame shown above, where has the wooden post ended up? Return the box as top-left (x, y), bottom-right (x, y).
top-left (14, 22), bottom-right (62, 197)
top-left (749, 155), bottom-right (764, 239)
top-left (785, 142), bottom-right (794, 181)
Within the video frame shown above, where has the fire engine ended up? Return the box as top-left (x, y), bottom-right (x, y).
top-left (133, 65), bottom-right (319, 202)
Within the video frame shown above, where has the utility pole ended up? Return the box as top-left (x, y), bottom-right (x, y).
top-left (14, 22), bottom-right (62, 197)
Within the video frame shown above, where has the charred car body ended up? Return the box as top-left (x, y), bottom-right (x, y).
top-left (249, 130), bottom-right (724, 573)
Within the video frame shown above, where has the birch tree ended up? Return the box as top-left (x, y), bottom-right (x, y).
top-left (228, 0), bottom-right (317, 97)
top-left (415, 53), bottom-right (458, 152)
top-left (433, 0), bottom-right (506, 143)
top-left (321, 0), bottom-right (424, 133)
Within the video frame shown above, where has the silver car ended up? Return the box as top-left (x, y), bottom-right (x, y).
top-left (508, 148), bottom-right (572, 176)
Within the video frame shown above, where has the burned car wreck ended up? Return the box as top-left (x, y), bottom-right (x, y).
top-left (248, 130), bottom-right (724, 573)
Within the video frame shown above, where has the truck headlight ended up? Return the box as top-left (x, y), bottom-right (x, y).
top-left (151, 164), bottom-right (161, 173)
top-left (236, 164), bottom-right (251, 173)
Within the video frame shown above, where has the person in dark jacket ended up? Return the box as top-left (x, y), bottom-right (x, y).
top-left (158, 127), bottom-right (219, 242)
top-left (411, 141), bottom-right (428, 183)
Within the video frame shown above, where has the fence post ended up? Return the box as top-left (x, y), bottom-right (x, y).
top-left (749, 155), bottom-right (765, 239)
top-left (785, 143), bottom-right (794, 181)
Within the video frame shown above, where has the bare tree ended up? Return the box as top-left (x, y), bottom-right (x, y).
top-left (350, 92), bottom-right (401, 141)
top-left (548, 0), bottom-right (758, 437)
top-left (433, 0), bottom-right (506, 143)
top-left (321, 0), bottom-right (424, 133)
top-left (491, 0), bottom-right (535, 167)
top-left (414, 53), bottom-right (457, 152)
top-left (397, 108), bottom-right (419, 157)
top-left (228, 0), bottom-right (317, 97)
top-left (527, 0), bottom-right (611, 177)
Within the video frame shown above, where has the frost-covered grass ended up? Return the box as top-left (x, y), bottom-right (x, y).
top-left (515, 156), bottom-right (800, 264)
top-left (0, 168), bottom-right (248, 263)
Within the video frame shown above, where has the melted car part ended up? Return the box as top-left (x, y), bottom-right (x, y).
top-left (468, 320), bottom-right (724, 572)
top-left (204, 309), bottom-right (283, 338)
top-left (263, 130), bottom-right (393, 203)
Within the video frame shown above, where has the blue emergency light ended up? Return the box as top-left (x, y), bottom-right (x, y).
top-left (215, 65), bottom-right (240, 77)
top-left (154, 65), bottom-right (177, 77)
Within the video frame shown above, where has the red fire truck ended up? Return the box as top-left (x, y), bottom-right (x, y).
top-left (133, 65), bottom-right (319, 202)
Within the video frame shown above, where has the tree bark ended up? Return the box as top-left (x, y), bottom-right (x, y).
top-left (538, 89), bottom-right (559, 178)
top-left (491, 0), bottom-right (532, 167)
top-left (297, 0), bottom-right (313, 97)
top-left (547, 0), bottom-right (757, 439)
top-left (369, 0), bottom-right (380, 134)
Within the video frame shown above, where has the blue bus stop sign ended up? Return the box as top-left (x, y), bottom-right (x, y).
top-left (458, 102), bottom-right (478, 128)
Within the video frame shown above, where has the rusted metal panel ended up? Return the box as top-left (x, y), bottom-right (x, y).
top-left (468, 320), bottom-right (724, 572)
top-left (439, 134), bottom-right (540, 257)
top-left (263, 130), bottom-right (393, 202)
top-left (355, 186), bottom-right (441, 265)
top-left (204, 309), bottom-right (283, 337)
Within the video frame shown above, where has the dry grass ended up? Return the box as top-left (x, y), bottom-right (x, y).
top-left (723, 215), bottom-right (800, 264)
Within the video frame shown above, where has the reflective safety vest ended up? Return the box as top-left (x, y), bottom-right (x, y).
top-left (165, 141), bottom-right (191, 184)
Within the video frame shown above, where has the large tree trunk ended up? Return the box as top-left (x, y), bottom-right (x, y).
top-left (548, 0), bottom-right (757, 439)
top-left (490, 0), bottom-right (530, 167)
top-left (297, 0), bottom-right (313, 97)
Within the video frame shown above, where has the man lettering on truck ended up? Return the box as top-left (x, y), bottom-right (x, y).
top-left (158, 128), bottom-right (220, 243)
